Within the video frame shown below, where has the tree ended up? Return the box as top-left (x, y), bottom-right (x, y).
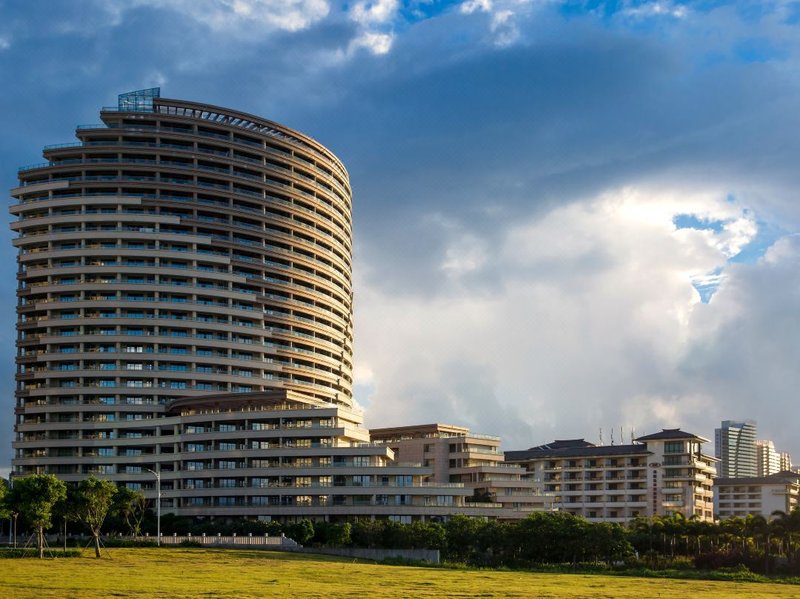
top-left (0, 478), bottom-right (9, 521)
top-left (113, 486), bottom-right (147, 537)
top-left (284, 519), bottom-right (314, 545)
top-left (6, 474), bottom-right (67, 558)
top-left (770, 508), bottom-right (800, 562)
top-left (75, 476), bottom-right (118, 558)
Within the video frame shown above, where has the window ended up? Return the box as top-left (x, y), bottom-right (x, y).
top-left (664, 441), bottom-right (685, 454)
top-left (389, 515), bottom-right (411, 524)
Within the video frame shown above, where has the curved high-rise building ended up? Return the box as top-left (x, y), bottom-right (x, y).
top-left (10, 89), bottom-right (521, 523)
top-left (13, 87), bottom-right (353, 414)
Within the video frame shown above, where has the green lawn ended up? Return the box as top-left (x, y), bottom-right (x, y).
top-left (0, 548), bottom-right (797, 598)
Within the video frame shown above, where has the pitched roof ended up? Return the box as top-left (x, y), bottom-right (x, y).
top-left (635, 428), bottom-right (709, 443)
top-left (505, 442), bottom-right (651, 461)
top-left (715, 470), bottom-right (800, 486)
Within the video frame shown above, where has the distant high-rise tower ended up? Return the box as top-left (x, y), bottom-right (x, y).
top-left (715, 420), bottom-right (757, 478)
top-left (756, 440), bottom-right (780, 477)
top-left (779, 452), bottom-right (794, 473)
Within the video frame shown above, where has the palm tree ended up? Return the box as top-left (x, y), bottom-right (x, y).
top-left (720, 516), bottom-right (746, 552)
top-left (771, 507), bottom-right (800, 562)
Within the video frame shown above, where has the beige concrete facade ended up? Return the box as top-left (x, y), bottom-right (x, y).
top-left (370, 423), bottom-right (554, 519)
top-left (715, 471), bottom-right (800, 520)
top-left (506, 429), bottom-right (717, 523)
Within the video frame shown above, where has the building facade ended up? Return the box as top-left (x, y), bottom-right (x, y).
top-left (756, 440), bottom-right (780, 477)
top-left (370, 423), bottom-right (554, 518)
top-left (506, 429), bottom-right (717, 523)
top-left (715, 471), bottom-right (800, 520)
top-left (715, 420), bottom-right (757, 478)
top-left (779, 452), bottom-right (794, 473)
top-left (8, 89), bottom-right (494, 522)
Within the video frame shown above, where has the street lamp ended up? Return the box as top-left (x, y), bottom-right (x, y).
top-left (145, 468), bottom-right (161, 546)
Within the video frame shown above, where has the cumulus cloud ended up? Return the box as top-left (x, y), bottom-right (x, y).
top-left (346, 0), bottom-right (399, 55)
top-left (357, 186), bottom-right (778, 450)
top-left (1, 0), bottom-right (800, 467)
top-left (349, 31), bottom-right (394, 55)
top-left (350, 0), bottom-right (400, 25)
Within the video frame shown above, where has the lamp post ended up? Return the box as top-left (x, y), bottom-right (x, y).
top-left (145, 468), bottom-right (161, 546)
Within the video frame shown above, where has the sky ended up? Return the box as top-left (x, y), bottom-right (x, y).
top-left (0, 0), bottom-right (799, 470)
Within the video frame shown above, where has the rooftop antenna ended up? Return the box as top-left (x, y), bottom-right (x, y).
top-left (611, 428), bottom-right (615, 446)
top-left (620, 426), bottom-right (624, 446)
top-left (599, 428), bottom-right (603, 446)
top-left (631, 428), bottom-right (635, 444)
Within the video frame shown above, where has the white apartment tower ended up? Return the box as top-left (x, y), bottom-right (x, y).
top-left (715, 420), bottom-right (757, 478)
top-left (756, 440), bottom-right (780, 477)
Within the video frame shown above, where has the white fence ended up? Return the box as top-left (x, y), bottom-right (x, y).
top-left (135, 534), bottom-right (300, 548)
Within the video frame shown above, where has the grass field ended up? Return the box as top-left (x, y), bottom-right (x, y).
top-left (1, 548), bottom-right (798, 598)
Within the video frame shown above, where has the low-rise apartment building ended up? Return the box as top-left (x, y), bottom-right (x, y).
top-left (371, 423), bottom-right (553, 519)
top-left (506, 429), bottom-right (717, 523)
top-left (715, 470), bottom-right (800, 519)
top-left (16, 389), bottom-right (508, 523)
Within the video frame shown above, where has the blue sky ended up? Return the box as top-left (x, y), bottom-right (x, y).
top-left (1, 0), bottom-right (800, 472)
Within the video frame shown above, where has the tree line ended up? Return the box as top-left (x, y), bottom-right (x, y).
top-left (0, 474), bottom-right (145, 559)
top-left (2, 474), bottom-right (799, 574)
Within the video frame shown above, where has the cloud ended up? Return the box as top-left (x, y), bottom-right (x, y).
top-left (620, 1), bottom-right (689, 20)
top-left (128, 0), bottom-right (331, 32)
top-left (2, 0), bottom-right (800, 467)
top-left (346, 0), bottom-right (399, 55)
top-left (350, 0), bottom-right (400, 25)
top-left (349, 31), bottom-right (394, 55)
top-left (356, 186), bottom-right (773, 450)
top-left (459, 0), bottom-right (535, 46)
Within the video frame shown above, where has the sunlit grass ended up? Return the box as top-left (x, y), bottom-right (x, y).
top-left (0, 547), bottom-right (798, 598)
